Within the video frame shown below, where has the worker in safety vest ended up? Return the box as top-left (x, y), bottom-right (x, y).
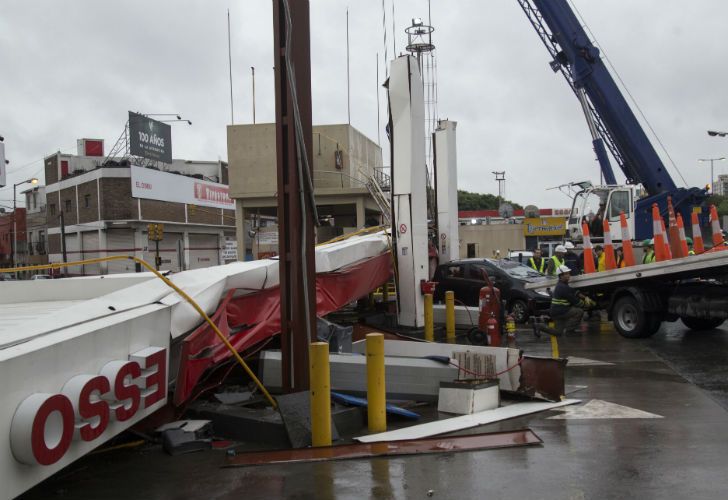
top-left (642, 239), bottom-right (656, 263)
top-left (545, 245), bottom-right (567, 276)
top-left (549, 265), bottom-right (596, 334)
top-left (594, 244), bottom-right (606, 272)
top-left (528, 248), bottom-right (547, 273)
top-left (686, 237), bottom-right (695, 255)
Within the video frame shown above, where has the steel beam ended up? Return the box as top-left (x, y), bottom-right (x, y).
top-left (273, 0), bottom-right (316, 391)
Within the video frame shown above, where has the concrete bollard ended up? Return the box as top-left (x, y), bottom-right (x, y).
top-left (366, 333), bottom-right (387, 433)
top-left (309, 342), bottom-right (332, 447)
top-left (445, 291), bottom-right (456, 344)
top-left (424, 293), bottom-right (434, 342)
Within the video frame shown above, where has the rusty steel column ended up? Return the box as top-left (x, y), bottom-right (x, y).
top-left (273, 0), bottom-right (316, 392)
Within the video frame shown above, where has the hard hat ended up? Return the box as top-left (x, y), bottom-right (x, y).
top-left (649, 238), bottom-right (654, 246)
top-left (564, 241), bottom-right (575, 249)
top-left (555, 244), bottom-right (567, 253)
top-left (557, 265), bottom-right (571, 275)
top-left (642, 239), bottom-right (651, 246)
top-left (686, 236), bottom-right (693, 245)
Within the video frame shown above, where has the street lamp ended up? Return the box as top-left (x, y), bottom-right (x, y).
top-left (698, 157), bottom-right (726, 194)
top-left (13, 177), bottom-right (38, 278)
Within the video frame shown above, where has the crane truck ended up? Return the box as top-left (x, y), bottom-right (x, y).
top-left (517, 0), bottom-right (707, 242)
top-left (519, 0), bottom-right (728, 339)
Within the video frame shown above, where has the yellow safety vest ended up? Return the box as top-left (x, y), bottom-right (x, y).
top-left (642, 251), bottom-right (655, 264)
top-left (529, 257), bottom-right (546, 273)
top-left (549, 255), bottom-right (565, 275)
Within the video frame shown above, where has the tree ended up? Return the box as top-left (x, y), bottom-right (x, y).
top-left (457, 190), bottom-right (523, 211)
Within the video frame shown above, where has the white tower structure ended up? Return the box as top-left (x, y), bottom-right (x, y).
top-left (389, 55), bottom-right (429, 328)
top-left (434, 120), bottom-right (459, 263)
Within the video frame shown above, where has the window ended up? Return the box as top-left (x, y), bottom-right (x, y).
top-left (65, 200), bottom-right (72, 212)
top-left (469, 264), bottom-right (488, 280)
top-left (608, 190), bottom-right (631, 221)
top-left (49, 204), bottom-right (56, 216)
top-left (84, 194), bottom-right (90, 208)
top-left (467, 243), bottom-right (476, 258)
top-left (32, 193), bottom-right (38, 209)
top-left (445, 265), bottom-right (464, 278)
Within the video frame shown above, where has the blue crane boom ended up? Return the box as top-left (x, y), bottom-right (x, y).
top-left (517, 0), bottom-right (706, 238)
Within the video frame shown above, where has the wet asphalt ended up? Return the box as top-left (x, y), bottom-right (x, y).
top-left (20, 320), bottom-right (728, 500)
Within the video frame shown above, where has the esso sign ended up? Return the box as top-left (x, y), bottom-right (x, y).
top-left (9, 347), bottom-right (166, 466)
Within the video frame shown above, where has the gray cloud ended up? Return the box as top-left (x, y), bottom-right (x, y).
top-left (1, 0), bottom-right (727, 210)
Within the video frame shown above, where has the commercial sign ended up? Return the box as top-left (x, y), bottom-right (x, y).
top-left (9, 346), bottom-right (167, 466)
top-left (221, 237), bottom-right (238, 261)
top-left (128, 111), bottom-right (172, 163)
top-left (131, 165), bottom-right (234, 210)
top-left (523, 216), bottom-right (567, 236)
top-left (0, 142), bottom-right (6, 187)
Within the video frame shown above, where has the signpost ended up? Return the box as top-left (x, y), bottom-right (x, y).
top-left (0, 142), bottom-right (6, 187)
top-left (147, 223), bottom-right (164, 270)
top-left (128, 112), bottom-right (172, 164)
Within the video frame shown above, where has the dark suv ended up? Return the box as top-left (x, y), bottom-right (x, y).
top-left (432, 258), bottom-right (552, 323)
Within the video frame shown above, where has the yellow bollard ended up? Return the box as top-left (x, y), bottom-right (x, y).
top-left (366, 333), bottom-right (387, 433)
top-left (445, 291), bottom-right (456, 344)
top-left (550, 335), bottom-right (560, 359)
top-left (424, 293), bottom-right (434, 342)
top-left (309, 342), bottom-right (332, 447)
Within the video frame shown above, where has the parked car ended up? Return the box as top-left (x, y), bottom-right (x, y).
top-left (31, 274), bottom-right (53, 280)
top-left (432, 258), bottom-right (552, 323)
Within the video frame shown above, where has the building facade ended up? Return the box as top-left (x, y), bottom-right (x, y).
top-left (227, 123), bottom-right (385, 259)
top-left (22, 185), bottom-right (48, 270)
top-left (43, 146), bottom-right (235, 275)
top-left (0, 208), bottom-right (26, 270)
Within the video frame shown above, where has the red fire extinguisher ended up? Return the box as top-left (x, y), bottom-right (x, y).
top-left (468, 270), bottom-right (502, 346)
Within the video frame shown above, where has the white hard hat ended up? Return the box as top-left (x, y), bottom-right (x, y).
top-left (557, 265), bottom-right (571, 275)
top-left (555, 244), bottom-right (567, 253)
top-left (564, 241), bottom-right (575, 249)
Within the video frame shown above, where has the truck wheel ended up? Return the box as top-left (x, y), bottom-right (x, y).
top-left (646, 314), bottom-right (662, 336)
top-left (680, 317), bottom-right (725, 331)
top-left (613, 296), bottom-right (654, 338)
top-left (509, 300), bottom-right (528, 324)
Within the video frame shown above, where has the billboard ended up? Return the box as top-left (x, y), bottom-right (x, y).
top-left (131, 165), bottom-right (234, 210)
top-left (128, 111), bottom-right (172, 163)
top-left (0, 142), bottom-right (5, 187)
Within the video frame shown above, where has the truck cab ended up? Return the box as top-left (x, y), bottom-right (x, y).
top-left (567, 183), bottom-right (637, 242)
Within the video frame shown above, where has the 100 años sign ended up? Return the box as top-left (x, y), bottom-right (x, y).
top-left (129, 111), bottom-right (172, 163)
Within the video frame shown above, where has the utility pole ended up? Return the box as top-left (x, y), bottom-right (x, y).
top-left (59, 210), bottom-right (68, 275)
top-left (492, 171), bottom-right (506, 203)
top-left (251, 66), bottom-right (256, 124)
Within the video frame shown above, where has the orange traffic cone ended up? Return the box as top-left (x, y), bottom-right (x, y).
top-left (691, 211), bottom-right (705, 254)
top-left (661, 219), bottom-right (672, 260)
top-left (619, 211), bottom-right (636, 266)
top-left (666, 197), bottom-right (685, 258)
top-left (676, 213), bottom-right (689, 257)
top-left (582, 221), bottom-right (596, 273)
top-left (602, 218), bottom-right (617, 270)
top-left (710, 204), bottom-right (724, 247)
top-left (652, 204), bottom-right (667, 262)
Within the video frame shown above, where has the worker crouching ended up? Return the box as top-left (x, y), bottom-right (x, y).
top-left (549, 265), bottom-right (596, 335)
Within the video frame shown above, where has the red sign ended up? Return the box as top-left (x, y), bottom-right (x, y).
top-left (399, 224), bottom-right (407, 234)
top-left (194, 182), bottom-right (233, 206)
top-left (10, 347), bottom-right (167, 466)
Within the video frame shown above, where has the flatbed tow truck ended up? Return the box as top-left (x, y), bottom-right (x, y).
top-left (526, 250), bottom-right (728, 338)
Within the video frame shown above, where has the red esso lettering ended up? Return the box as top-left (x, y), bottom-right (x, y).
top-left (10, 346), bottom-right (167, 466)
top-left (100, 360), bottom-right (141, 422)
top-left (10, 393), bottom-right (75, 466)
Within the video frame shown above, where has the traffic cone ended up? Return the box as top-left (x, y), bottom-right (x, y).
top-left (710, 204), bottom-right (724, 247)
top-left (661, 219), bottom-right (672, 260)
top-left (676, 213), bottom-right (689, 257)
top-left (581, 221), bottom-right (596, 273)
top-left (691, 211), bottom-right (705, 254)
top-left (619, 211), bottom-right (636, 266)
top-left (652, 204), bottom-right (667, 262)
top-left (602, 218), bottom-right (617, 270)
top-left (666, 197), bottom-right (685, 258)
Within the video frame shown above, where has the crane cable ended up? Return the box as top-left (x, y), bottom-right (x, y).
top-left (0, 255), bottom-right (278, 410)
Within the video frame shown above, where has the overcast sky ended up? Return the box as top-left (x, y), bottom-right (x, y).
top-left (2, 0), bottom-right (728, 210)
